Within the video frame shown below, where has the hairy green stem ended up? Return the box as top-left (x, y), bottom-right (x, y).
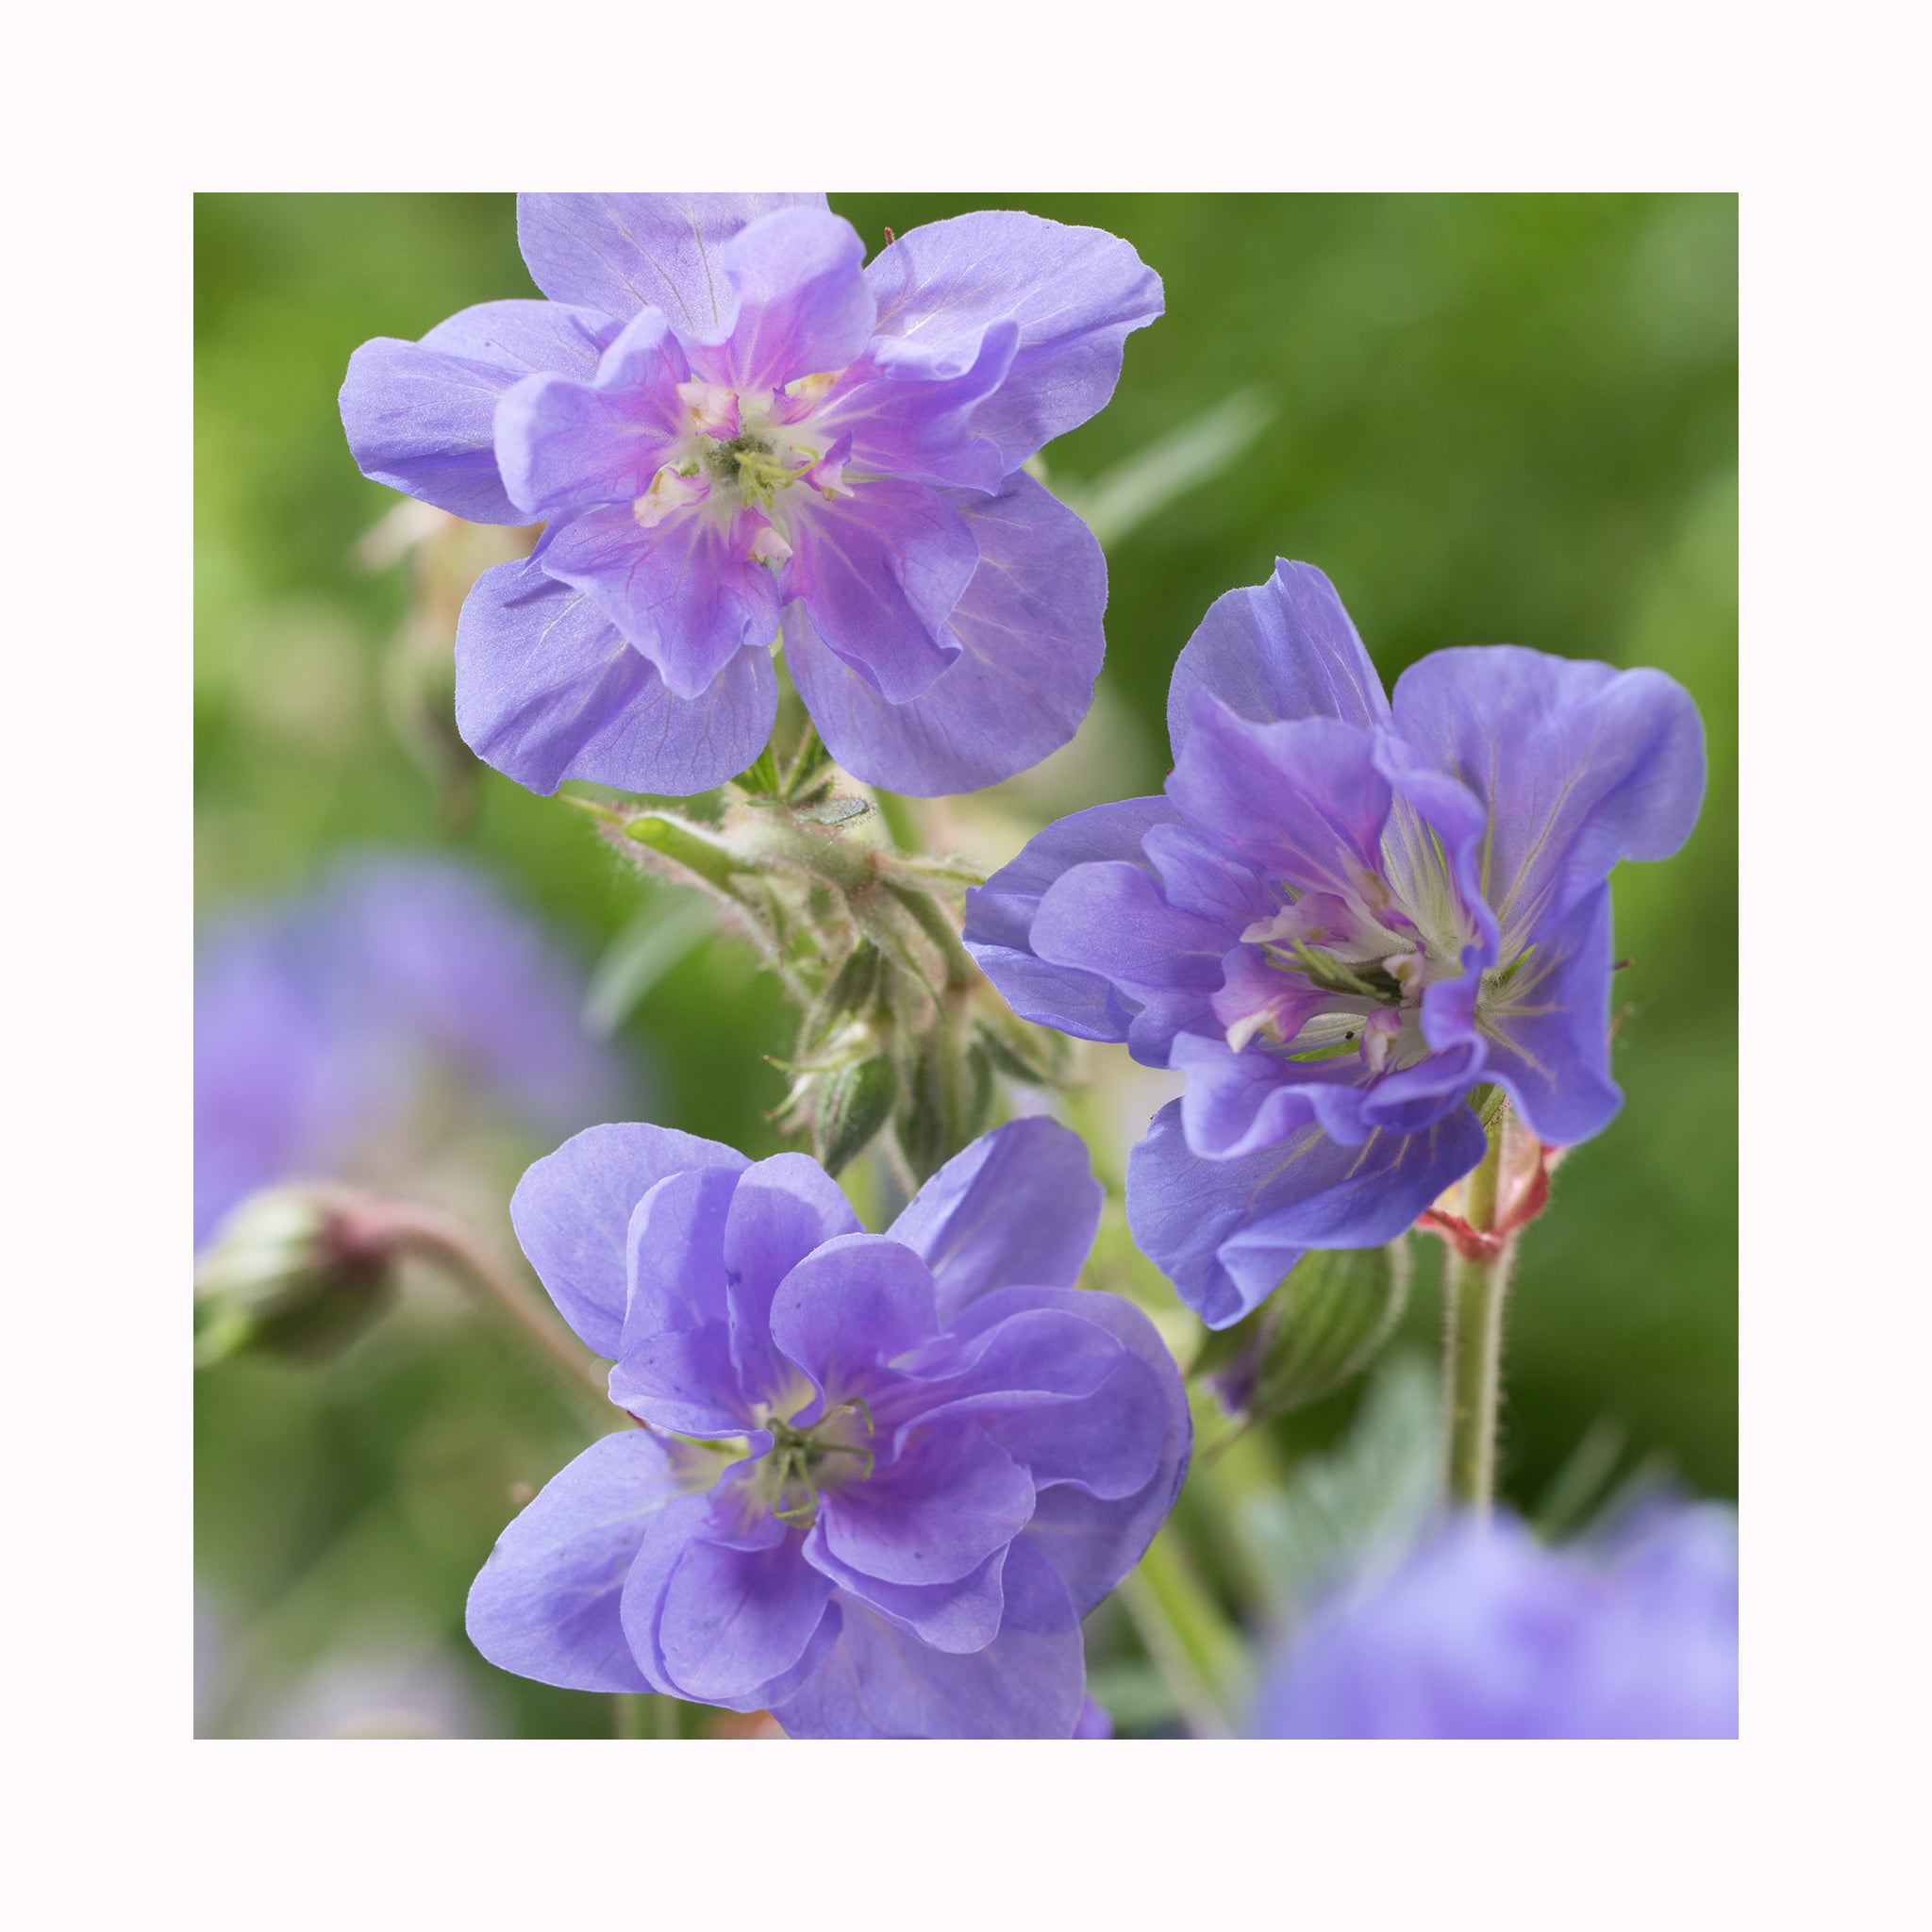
top-left (1441, 1103), bottom-right (1514, 1511)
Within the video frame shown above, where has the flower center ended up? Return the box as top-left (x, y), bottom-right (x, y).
top-left (759, 1399), bottom-right (876, 1529)
top-left (1229, 873), bottom-right (1463, 1075)
top-left (632, 374), bottom-right (858, 558)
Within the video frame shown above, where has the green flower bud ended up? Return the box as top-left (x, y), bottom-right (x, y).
top-left (813, 1054), bottom-right (899, 1176)
top-left (1192, 1239), bottom-right (1411, 1424)
top-left (194, 1189), bottom-right (399, 1366)
top-left (896, 1019), bottom-right (993, 1182)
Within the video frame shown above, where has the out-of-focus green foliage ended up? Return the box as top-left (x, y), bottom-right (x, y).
top-left (194, 192), bottom-right (1735, 1737)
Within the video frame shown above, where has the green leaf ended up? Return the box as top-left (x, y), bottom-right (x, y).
top-left (1229, 1353), bottom-right (1443, 1622)
top-left (731, 746), bottom-right (782, 797)
top-left (580, 891), bottom-right (714, 1038)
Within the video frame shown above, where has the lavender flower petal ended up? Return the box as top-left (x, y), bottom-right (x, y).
top-left (454, 556), bottom-right (778, 795)
top-left (541, 502), bottom-right (781, 700)
top-left (511, 1122), bottom-right (746, 1358)
top-left (653, 1529), bottom-right (834, 1705)
top-left (1391, 644), bottom-right (1706, 953)
top-left (340, 300), bottom-right (618, 523)
top-left (785, 471), bottom-right (1106, 794)
top-left (1127, 1099), bottom-right (1487, 1327)
top-left (704, 207), bottom-right (876, 392)
top-left (864, 210), bottom-right (1163, 470)
top-left (515, 192), bottom-right (828, 339)
top-left (887, 1115), bottom-right (1105, 1323)
top-left (771, 1535), bottom-right (1084, 1740)
top-left (464, 1430), bottom-right (704, 1694)
top-left (963, 794), bottom-right (1179, 1041)
top-left (1167, 558), bottom-right (1391, 750)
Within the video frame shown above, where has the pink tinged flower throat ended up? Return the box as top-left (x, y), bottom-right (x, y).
top-left (629, 366), bottom-right (861, 566)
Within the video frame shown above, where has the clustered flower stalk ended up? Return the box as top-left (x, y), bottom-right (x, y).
top-left (566, 698), bottom-right (1063, 1186)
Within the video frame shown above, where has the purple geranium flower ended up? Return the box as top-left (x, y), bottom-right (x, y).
top-left (464, 1116), bottom-right (1190, 1738)
top-left (194, 855), bottom-right (624, 1245)
top-left (1251, 1503), bottom-right (1739, 1739)
top-left (963, 561), bottom-right (1704, 1325)
top-left (341, 194), bottom-right (1162, 799)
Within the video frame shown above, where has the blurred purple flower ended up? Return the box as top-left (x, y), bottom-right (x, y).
top-left (194, 855), bottom-right (625, 1246)
top-left (1251, 1502), bottom-right (1738, 1739)
top-left (264, 1644), bottom-right (497, 1740)
top-left (1073, 1695), bottom-right (1114, 1739)
top-left (964, 561), bottom-right (1704, 1325)
top-left (341, 194), bottom-right (1161, 797)
top-left (465, 1116), bottom-right (1190, 1738)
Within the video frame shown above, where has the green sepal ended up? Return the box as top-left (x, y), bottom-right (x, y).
top-left (731, 746), bottom-right (782, 798)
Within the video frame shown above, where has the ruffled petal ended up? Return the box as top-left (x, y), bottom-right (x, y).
top-left (1141, 823), bottom-right (1279, 931)
top-left (1477, 883), bottom-right (1622, 1145)
top-left (1167, 559), bottom-right (1391, 754)
top-left (785, 472), bottom-right (1105, 795)
top-left (1030, 859), bottom-right (1233, 1015)
top-left (464, 1430), bottom-right (708, 1692)
top-left (980, 1291), bottom-right (1191, 1617)
top-left (1390, 645), bottom-right (1706, 954)
top-left (819, 1420), bottom-right (1033, 1588)
top-left (341, 299), bottom-right (619, 522)
top-left (652, 1529), bottom-right (834, 1704)
top-left (606, 1326), bottom-right (748, 1437)
top-left (768, 1234), bottom-right (941, 1410)
top-left (608, 1168), bottom-right (750, 1431)
top-left (886, 1117), bottom-right (1103, 1324)
top-left (888, 1304), bottom-right (1124, 1426)
top-left (963, 794), bottom-right (1178, 1041)
top-left (492, 307), bottom-right (691, 515)
top-left (703, 207), bottom-right (875, 391)
top-left (454, 556), bottom-right (778, 797)
top-left (721, 1152), bottom-right (862, 1408)
top-left (811, 321), bottom-right (1018, 494)
top-left (1171, 1027), bottom-right (1473, 1161)
top-left (770, 1534), bottom-right (1085, 1739)
top-left (803, 1530), bottom-right (1008, 1655)
top-left (515, 192), bottom-right (827, 338)
top-left (865, 210), bottom-right (1162, 470)
top-left (621, 1164), bottom-right (738, 1338)
top-left (508, 1120), bottom-right (746, 1357)
top-left (784, 480), bottom-right (977, 704)
top-left (1167, 693), bottom-right (1393, 898)
top-left (1126, 1098), bottom-right (1487, 1327)
top-left (1172, 1029), bottom-right (1325, 1159)
top-left (541, 502), bottom-right (781, 699)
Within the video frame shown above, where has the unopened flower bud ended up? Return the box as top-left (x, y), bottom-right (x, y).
top-left (813, 1054), bottom-right (899, 1175)
top-left (1193, 1240), bottom-right (1411, 1424)
top-left (194, 1188), bottom-right (399, 1366)
top-left (897, 1020), bottom-right (993, 1182)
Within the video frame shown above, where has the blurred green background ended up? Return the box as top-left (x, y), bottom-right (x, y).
top-left (194, 192), bottom-right (1736, 1738)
